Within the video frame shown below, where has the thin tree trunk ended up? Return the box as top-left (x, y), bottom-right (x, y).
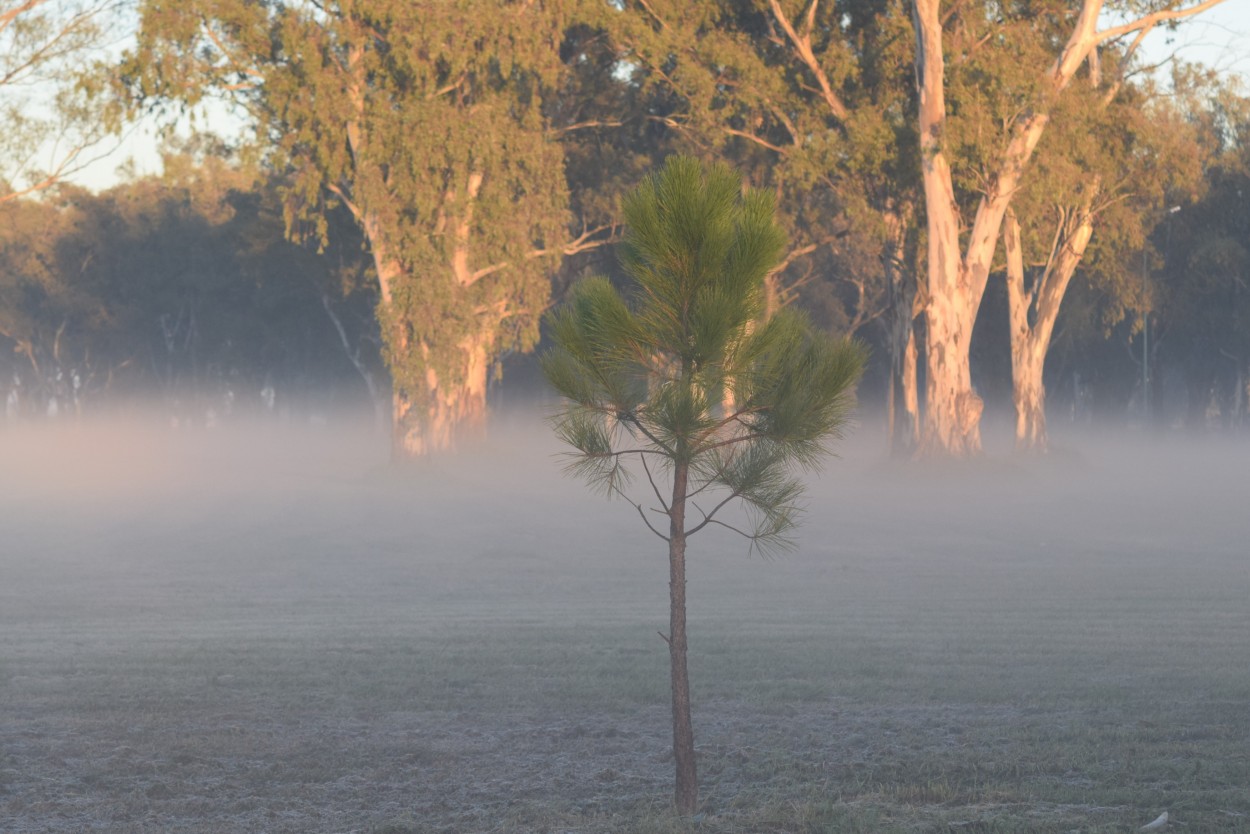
top-left (322, 295), bottom-right (387, 434)
top-left (1004, 211), bottom-right (1044, 450)
top-left (901, 323), bottom-right (921, 448)
top-left (883, 206), bottom-right (920, 455)
top-left (667, 457), bottom-right (697, 814)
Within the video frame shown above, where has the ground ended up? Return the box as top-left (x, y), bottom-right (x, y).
top-left (1, 415), bottom-right (1248, 832)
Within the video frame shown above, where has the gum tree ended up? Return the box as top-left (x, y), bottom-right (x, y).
top-left (542, 156), bottom-right (865, 813)
top-left (910, 0), bottom-right (1229, 454)
top-left (1, 0), bottom-right (126, 203)
top-left (125, 0), bottom-right (610, 456)
top-left (601, 0), bottom-right (923, 453)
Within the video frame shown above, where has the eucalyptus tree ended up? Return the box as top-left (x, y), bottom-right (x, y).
top-left (543, 157), bottom-right (866, 813)
top-left (125, 0), bottom-right (612, 456)
top-left (598, 0), bottom-right (923, 451)
top-left (0, 0), bottom-right (126, 203)
top-left (909, 0), bottom-right (1228, 454)
top-left (999, 81), bottom-right (1202, 450)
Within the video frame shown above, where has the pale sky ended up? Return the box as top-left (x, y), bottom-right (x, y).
top-left (63, 1), bottom-right (1250, 194)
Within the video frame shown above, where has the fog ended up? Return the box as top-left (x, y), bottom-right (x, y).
top-left (3, 410), bottom-right (1248, 831)
top-left (3, 409), bottom-right (1247, 666)
top-left (4, 410), bottom-right (1245, 622)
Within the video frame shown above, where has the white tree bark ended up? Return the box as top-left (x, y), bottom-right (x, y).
top-left (911, 0), bottom-right (1227, 455)
top-left (1004, 204), bottom-right (1094, 451)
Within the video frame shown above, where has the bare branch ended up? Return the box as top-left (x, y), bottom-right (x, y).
top-left (723, 127), bottom-right (789, 155)
top-left (548, 119), bottom-right (624, 136)
top-left (636, 0), bottom-right (668, 30)
top-left (767, 0), bottom-right (849, 121)
top-left (528, 223), bottom-right (618, 259)
top-left (685, 493), bottom-right (744, 538)
top-left (429, 71), bottom-right (468, 100)
top-left (621, 413), bottom-right (676, 456)
top-left (1, 1), bottom-right (107, 87)
top-left (640, 454), bottom-right (671, 514)
top-left (1094, 0), bottom-right (1229, 48)
top-left (0, 1), bottom-right (44, 33)
top-left (773, 240), bottom-right (823, 274)
top-left (468, 262), bottom-right (509, 284)
top-left (325, 181), bottom-right (361, 220)
top-left (201, 17), bottom-right (264, 84)
top-left (0, 119), bottom-right (137, 204)
top-left (694, 431), bottom-right (762, 456)
top-left (613, 483), bottom-right (670, 542)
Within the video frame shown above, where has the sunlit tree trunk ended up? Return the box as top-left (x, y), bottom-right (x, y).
top-left (361, 182), bottom-right (507, 458)
top-left (910, 0), bottom-right (1222, 455)
top-left (1004, 204), bottom-right (1094, 452)
top-left (913, 0), bottom-right (982, 455)
top-left (396, 335), bottom-right (491, 456)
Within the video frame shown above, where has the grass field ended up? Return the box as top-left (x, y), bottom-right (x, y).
top-left (2, 416), bottom-right (1248, 832)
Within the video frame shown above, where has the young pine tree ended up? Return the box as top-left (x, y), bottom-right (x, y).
top-left (542, 156), bottom-right (866, 813)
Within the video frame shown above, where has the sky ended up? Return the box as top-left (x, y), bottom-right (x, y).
top-left (61, 1), bottom-right (1250, 194)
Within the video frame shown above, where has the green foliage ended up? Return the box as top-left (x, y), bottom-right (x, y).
top-left (598, 0), bottom-right (920, 336)
top-left (0, 161), bottom-right (374, 412)
top-left (941, 0), bottom-right (1209, 316)
top-left (126, 0), bottom-right (613, 444)
top-left (0, 0), bottom-right (125, 202)
top-left (544, 156), bottom-right (866, 553)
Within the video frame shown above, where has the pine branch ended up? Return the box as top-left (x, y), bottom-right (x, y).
top-left (684, 491), bottom-right (743, 538)
top-left (640, 454), bottom-right (671, 514)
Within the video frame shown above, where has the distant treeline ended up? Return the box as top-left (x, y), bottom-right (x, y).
top-left (1, 1), bottom-right (1248, 449)
top-left (0, 157), bottom-right (382, 426)
top-left (3, 140), bottom-right (1246, 435)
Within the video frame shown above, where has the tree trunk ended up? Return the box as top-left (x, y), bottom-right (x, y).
top-left (922, 293), bottom-right (982, 455)
top-left (912, 0), bottom-right (982, 456)
top-left (900, 322), bottom-right (921, 448)
top-left (1010, 334), bottom-right (1048, 451)
top-left (321, 295), bottom-right (387, 434)
top-left (910, 0), bottom-right (1156, 455)
top-left (362, 215), bottom-right (493, 459)
top-left (1004, 206), bottom-right (1094, 452)
top-left (667, 458), bottom-right (697, 815)
top-left (392, 334), bottom-right (490, 457)
top-left (883, 206), bottom-right (920, 455)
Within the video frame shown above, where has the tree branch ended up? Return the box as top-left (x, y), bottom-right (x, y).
top-left (429, 71), bottom-right (468, 100)
top-left (767, 0), bottom-right (849, 121)
top-left (685, 492), bottom-right (744, 538)
top-left (548, 119), bottom-right (624, 136)
top-left (640, 453), bottom-right (671, 514)
top-left (325, 180), bottom-right (361, 220)
top-left (636, 0), bottom-right (668, 30)
top-left (1094, 0), bottom-right (1229, 47)
top-left (201, 17), bottom-right (264, 84)
top-left (621, 413), bottom-right (676, 456)
top-left (528, 223), bottom-right (618, 259)
top-left (612, 482), bottom-right (670, 542)
top-left (724, 127), bottom-right (789, 154)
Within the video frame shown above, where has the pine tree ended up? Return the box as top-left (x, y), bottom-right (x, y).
top-left (542, 156), bottom-right (866, 813)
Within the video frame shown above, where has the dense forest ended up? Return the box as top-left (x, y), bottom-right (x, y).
top-left (2, 0), bottom-right (1247, 455)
